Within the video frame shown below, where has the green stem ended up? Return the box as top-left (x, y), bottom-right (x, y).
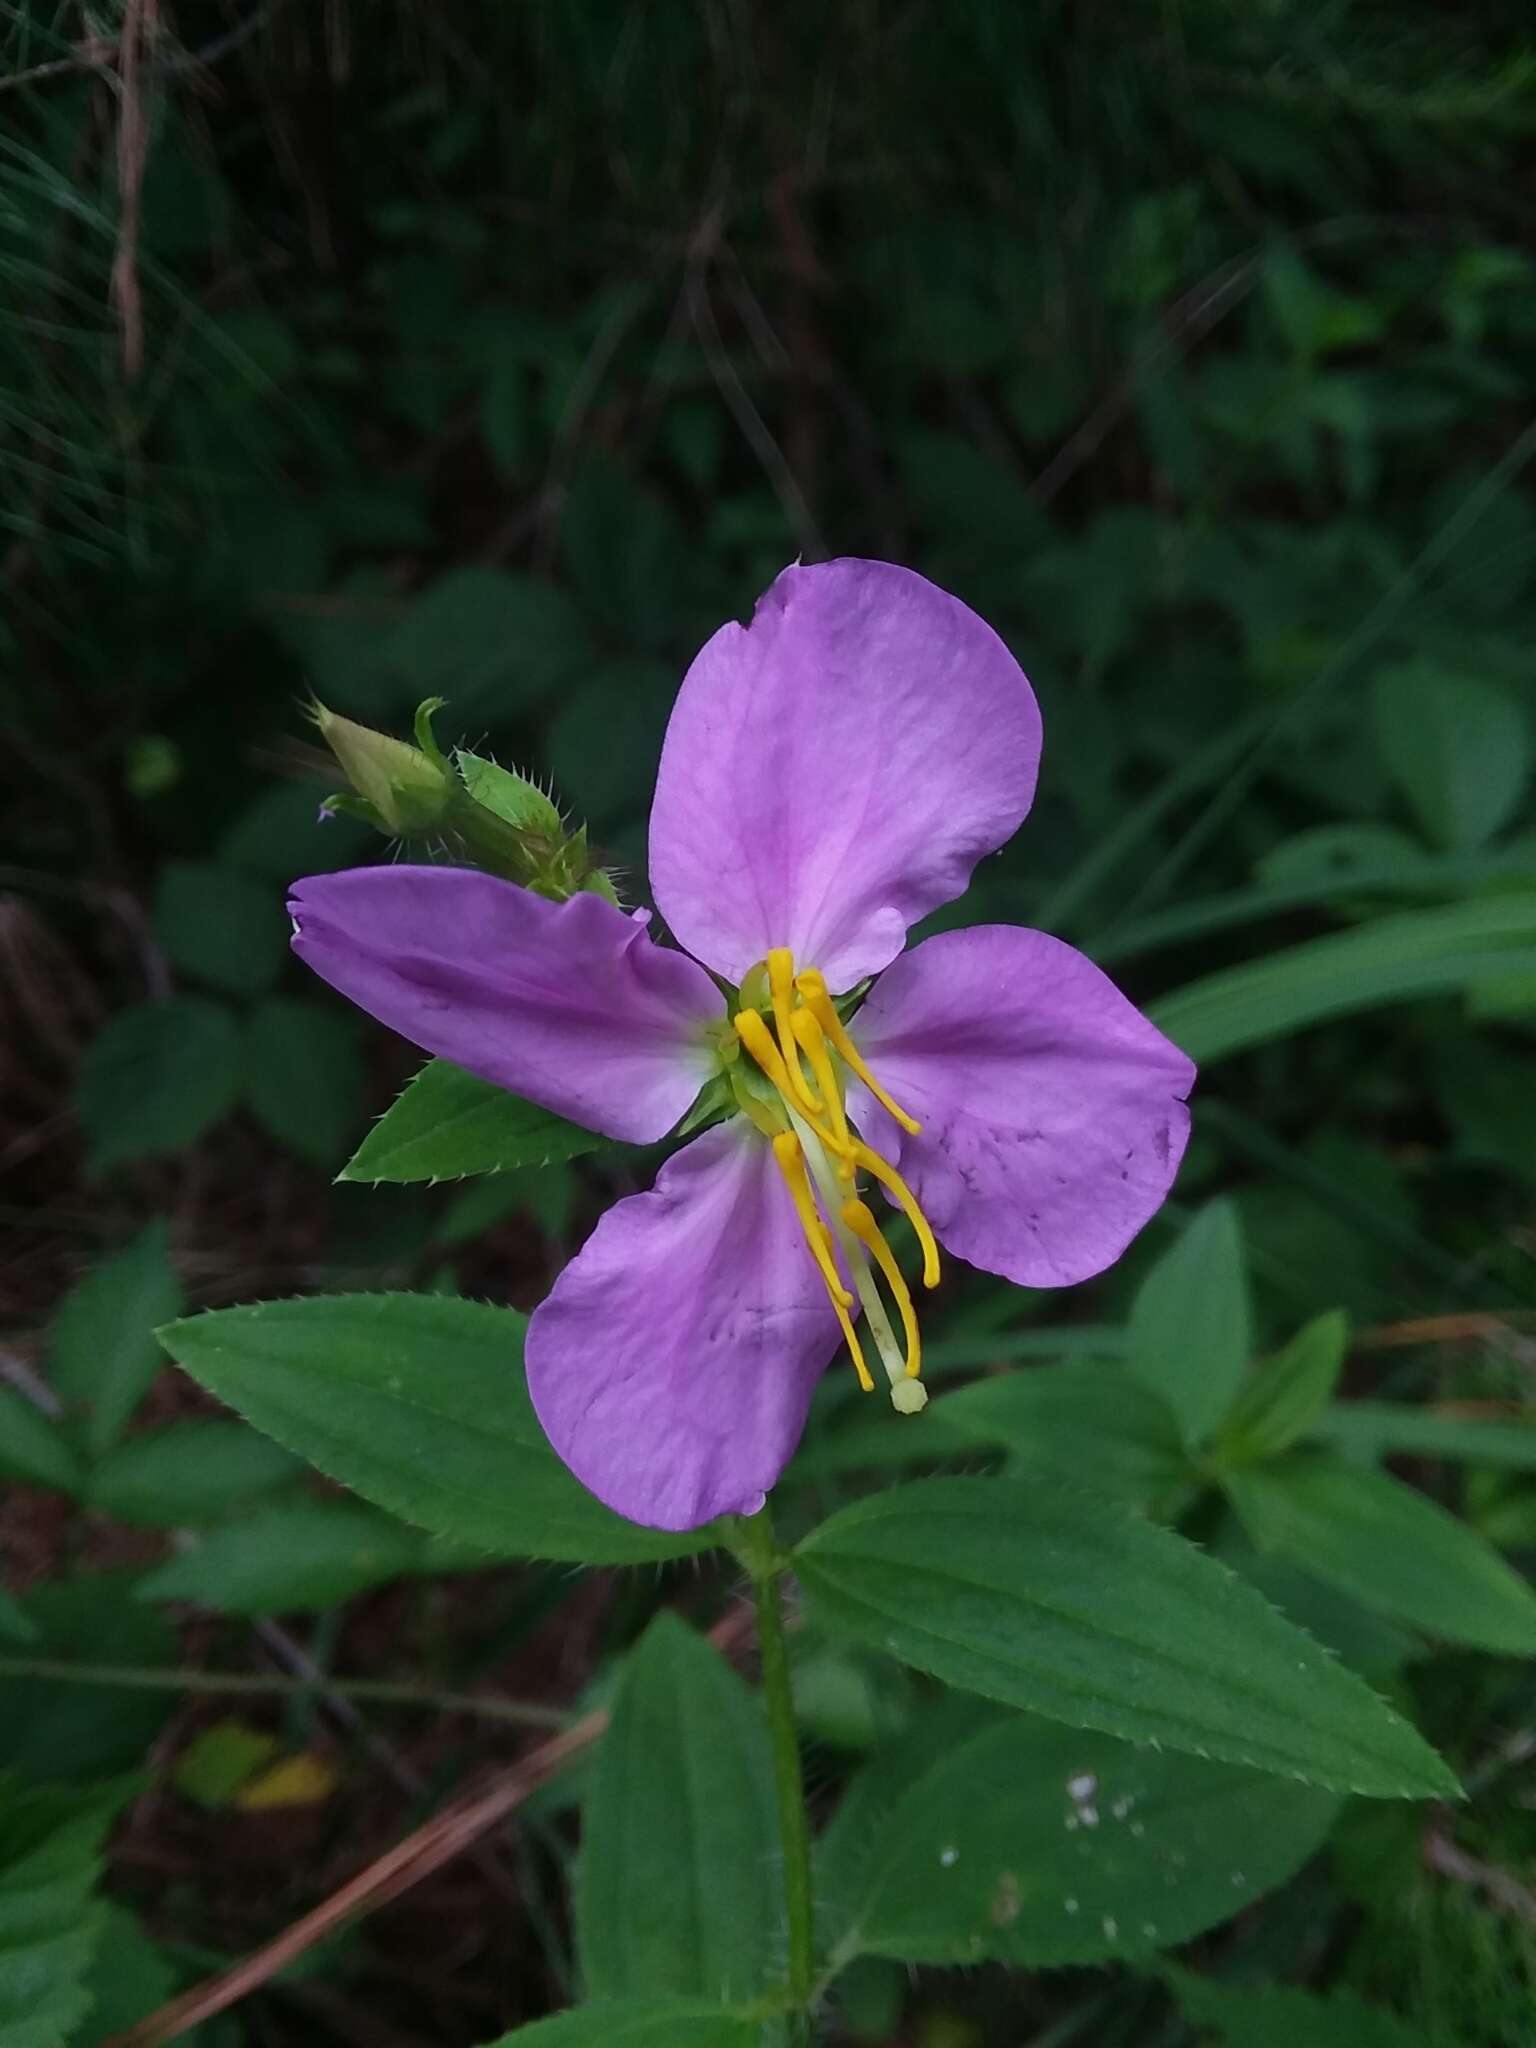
top-left (739, 1505), bottom-right (816, 2034)
top-left (0, 1655), bottom-right (568, 1729)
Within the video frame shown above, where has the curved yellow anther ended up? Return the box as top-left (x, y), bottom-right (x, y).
top-left (851, 1140), bottom-right (940, 1290)
top-left (794, 970), bottom-right (922, 1137)
top-left (736, 1010), bottom-right (850, 1158)
top-left (789, 1008), bottom-right (856, 1181)
top-left (843, 1196), bottom-right (922, 1382)
top-left (767, 948), bottom-right (821, 1114)
top-left (772, 1133), bottom-right (873, 1392)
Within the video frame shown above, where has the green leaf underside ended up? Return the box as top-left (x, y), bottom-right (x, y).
top-left (577, 1614), bottom-right (780, 2003)
top-left (1224, 1455), bottom-right (1536, 1654)
top-left (340, 1057), bottom-right (607, 1182)
top-left (795, 1478), bottom-right (1455, 1799)
top-left (1128, 1200), bottom-right (1251, 1449)
top-left (1150, 896), bottom-right (1536, 1064)
top-left (479, 1999), bottom-right (765, 2046)
top-left (157, 1293), bottom-right (707, 1564)
top-left (829, 1710), bottom-right (1338, 1968)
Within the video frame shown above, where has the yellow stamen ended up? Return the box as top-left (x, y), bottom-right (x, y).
top-left (790, 1008), bottom-right (856, 1181)
top-left (795, 970), bottom-right (922, 1136)
top-left (771, 1133), bottom-right (873, 1392)
top-left (842, 1196), bottom-right (922, 1381)
top-left (851, 1140), bottom-right (941, 1290)
top-left (735, 1010), bottom-right (849, 1161)
top-left (768, 947), bottom-right (821, 1114)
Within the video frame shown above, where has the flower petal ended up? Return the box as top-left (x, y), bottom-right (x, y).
top-left (649, 559), bottom-right (1041, 991)
top-left (289, 866), bottom-right (722, 1145)
top-left (526, 1123), bottom-right (842, 1529)
top-left (848, 926), bottom-right (1195, 1288)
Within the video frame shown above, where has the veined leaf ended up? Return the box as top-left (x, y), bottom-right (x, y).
top-left (1224, 1455), bottom-right (1536, 1654)
top-left (49, 1221), bottom-right (183, 1455)
top-left (795, 1477), bottom-right (1455, 1799)
top-left (1151, 896), bottom-right (1536, 1064)
top-left (1128, 1201), bottom-right (1250, 1449)
top-left (0, 1776), bottom-right (129, 2048)
top-left (341, 1058), bottom-right (607, 1182)
top-left (158, 1293), bottom-right (709, 1564)
top-left (929, 1364), bottom-right (1189, 1504)
top-left (1213, 1310), bottom-right (1349, 1467)
top-left (135, 1498), bottom-right (429, 1617)
top-left (577, 1614), bottom-right (779, 2002)
top-left (1164, 1965), bottom-right (1425, 2048)
top-left (477, 2000), bottom-right (766, 2046)
top-left (1313, 1401), bottom-right (1536, 1469)
top-left (825, 1710), bottom-right (1338, 1968)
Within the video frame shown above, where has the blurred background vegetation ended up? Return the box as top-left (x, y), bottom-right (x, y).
top-left (5, 1), bottom-right (1536, 2043)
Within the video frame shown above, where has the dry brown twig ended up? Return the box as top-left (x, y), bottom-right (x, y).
top-left (106, 1600), bottom-right (758, 2046)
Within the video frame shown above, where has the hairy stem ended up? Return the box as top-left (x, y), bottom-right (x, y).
top-left (739, 1504), bottom-right (816, 2035)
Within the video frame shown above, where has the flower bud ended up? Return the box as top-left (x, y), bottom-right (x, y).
top-left (311, 701), bottom-right (454, 834)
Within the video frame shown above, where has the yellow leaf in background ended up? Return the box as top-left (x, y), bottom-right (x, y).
top-left (236, 1752), bottom-right (339, 1811)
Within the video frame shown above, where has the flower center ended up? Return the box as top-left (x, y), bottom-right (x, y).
top-left (731, 947), bottom-right (938, 1413)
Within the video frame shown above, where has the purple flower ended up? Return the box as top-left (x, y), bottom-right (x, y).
top-left (289, 560), bottom-right (1194, 1531)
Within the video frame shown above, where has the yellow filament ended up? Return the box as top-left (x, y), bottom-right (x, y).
top-left (789, 1009), bottom-right (856, 1181)
top-left (851, 1140), bottom-right (941, 1290)
top-left (771, 1134), bottom-right (873, 1392)
top-left (842, 1197), bottom-right (922, 1381)
top-left (734, 1010), bottom-right (848, 1159)
top-left (767, 947), bottom-right (821, 1114)
top-left (771, 1133), bottom-right (853, 1309)
top-left (794, 970), bottom-right (922, 1136)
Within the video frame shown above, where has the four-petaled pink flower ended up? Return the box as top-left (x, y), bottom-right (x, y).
top-left (290, 560), bottom-right (1194, 1530)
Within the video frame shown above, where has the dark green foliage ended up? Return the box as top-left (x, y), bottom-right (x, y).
top-left (7, 2), bottom-right (1536, 2042)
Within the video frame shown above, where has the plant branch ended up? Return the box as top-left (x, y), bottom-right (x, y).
top-left (0, 1654), bottom-right (568, 1730)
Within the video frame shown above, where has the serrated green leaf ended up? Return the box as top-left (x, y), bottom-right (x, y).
top-left (135, 1497), bottom-right (427, 1616)
top-left (795, 1477), bottom-right (1455, 1799)
top-left (929, 1364), bottom-right (1189, 1504)
top-left (340, 1058), bottom-right (607, 1182)
top-left (76, 999), bottom-right (243, 1175)
top-left (577, 1613), bottom-right (779, 2003)
top-left (1213, 1310), bottom-right (1349, 1467)
top-left (1224, 1455), bottom-right (1536, 1654)
top-left (86, 1420), bottom-right (302, 1527)
top-left (1313, 1401), bottom-right (1536, 1469)
top-left (1163, 1965), bottom-right (1424, 2048)
top-left (478, 1999), bottom-right (766, 2047)
top-left (0, 1777), bottom-right (127, 2048)
top-left (1372, 662), bottom-right (1530, 851)
top-left (50, 1222), bottom-right (183, 1455)
top-left (157, 1293), bottom-right (709, 1564)
top-left (1128, 1201), bottom-right (1250, 1449)
top-left (244, 997), bottom-right (364, 1168)
top-left (826, 1711), bottom-right (1337, 1968)
top-left (1150, 897), bottom-right (1536, 1065)
top-left (0, 1389), bottom-right (82, 1495)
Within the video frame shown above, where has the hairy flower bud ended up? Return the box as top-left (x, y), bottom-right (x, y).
top-left (312, 701), bottom-right (454, 834)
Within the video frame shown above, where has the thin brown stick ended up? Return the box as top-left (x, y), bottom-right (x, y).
top-left (106, 1602), bottom-right (756, 2045)
top-left (1356, 1312), bottom-right (1536, 1351)
top-left (109, 0), bottom-right (154, 382)
top-left (1424, 1829), bottom-right (1536, 1928)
